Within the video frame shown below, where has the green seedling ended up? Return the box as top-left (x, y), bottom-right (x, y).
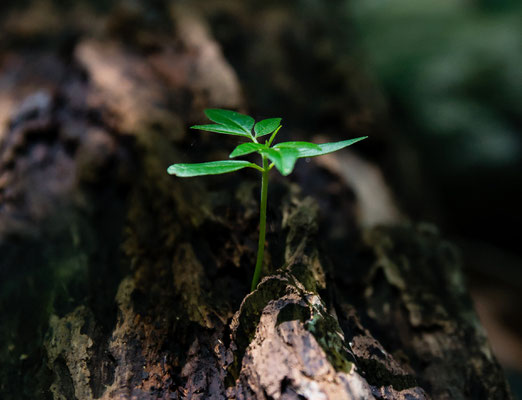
top-left (168, 109), bottom-right (367, 291)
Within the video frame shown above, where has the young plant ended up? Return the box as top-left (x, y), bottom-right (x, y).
top-left (168, 109), bottom-right (367, 291)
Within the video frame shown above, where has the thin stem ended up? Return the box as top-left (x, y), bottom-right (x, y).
top-left (251, 156), bottom-right (269, 291)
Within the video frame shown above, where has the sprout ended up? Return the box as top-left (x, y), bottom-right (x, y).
top-left (168, 109), bottom-right (367, 291)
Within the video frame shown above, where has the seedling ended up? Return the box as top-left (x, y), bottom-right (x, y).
top-left (168, 109), bottom-right (367, 291)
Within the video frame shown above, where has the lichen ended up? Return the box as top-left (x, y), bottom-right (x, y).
top-left (45, 307), bottom-right (96, 400)
top-left (227, 276), bottom-right (291, 384)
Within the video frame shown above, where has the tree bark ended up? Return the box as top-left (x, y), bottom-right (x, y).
top-left (0, 2), bottom-right (512, 399)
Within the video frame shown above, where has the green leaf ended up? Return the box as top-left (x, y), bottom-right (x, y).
top-left (167, 160), bottom-right (256, 177)
top-left (190, 124), bottom-right (251, 138)
top-left (229, 142), bottom-right (266, 158)
top-left (205, 109), bottom-right (255, 136)
top-left (254, 118), bottom-right (281, 137)
top-left (262, 147), bottom-right (299, 176)
top-left (273, 141), bottom-right (321, 151)
top-left (295, 137), bottom-right (368, 158)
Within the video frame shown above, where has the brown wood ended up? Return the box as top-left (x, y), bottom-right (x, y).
top-left (0, 2), bottom-right (512, 399)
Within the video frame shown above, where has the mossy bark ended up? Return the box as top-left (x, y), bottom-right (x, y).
top-left (0, 1), bottom-right (512, 399)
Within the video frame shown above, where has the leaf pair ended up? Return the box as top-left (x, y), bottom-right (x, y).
top-left (229, 141), bottom-right (317, 176)
top-left (167, 109), bottom-right (368, 177)
top-left (191, 109), bottom-right (281, 139)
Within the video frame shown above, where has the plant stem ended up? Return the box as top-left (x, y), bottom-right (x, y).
top-left (251, 156), bottom-right (269, 291)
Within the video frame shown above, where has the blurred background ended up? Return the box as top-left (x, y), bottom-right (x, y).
top-left (0, 0), bottom-right (521, 397)
top-left (349, 1), bottom-right (522, 395)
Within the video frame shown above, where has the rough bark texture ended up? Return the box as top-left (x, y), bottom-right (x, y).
top-left (0, 1), bottom-right (512, 399)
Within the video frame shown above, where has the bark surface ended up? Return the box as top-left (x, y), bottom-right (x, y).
top-left (0, 2), bottom-right (512, 399)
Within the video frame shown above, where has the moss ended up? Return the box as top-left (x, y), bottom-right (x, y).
top-left (356, 358), bottom-right (417, 391)
top-left (305, 303), bottom-right (355, 374)
top-left (288, 263), bottom-right (318, 293)
top-left (276, 303), bottom-right (311, 326)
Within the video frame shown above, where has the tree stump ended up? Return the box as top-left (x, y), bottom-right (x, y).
top-left (0, 2), bottom-right (512, 399)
